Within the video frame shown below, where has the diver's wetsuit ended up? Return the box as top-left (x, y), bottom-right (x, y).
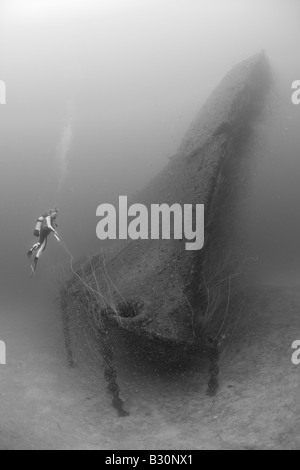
top-left (28, 214), bottom-right (58, 267)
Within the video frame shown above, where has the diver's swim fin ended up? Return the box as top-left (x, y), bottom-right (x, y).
top-left (27, 253), bottom-right (37, 276)
top-left (27, 252), bottom-right (34, 275)
top-left (28, 262), bottom-right (35, 277)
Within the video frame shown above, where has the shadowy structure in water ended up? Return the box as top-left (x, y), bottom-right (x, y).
top-left (60, 52), bottom-right (272, 408)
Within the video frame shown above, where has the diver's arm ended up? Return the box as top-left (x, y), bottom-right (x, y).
top-left (45, 216), bottom-right (57, 233)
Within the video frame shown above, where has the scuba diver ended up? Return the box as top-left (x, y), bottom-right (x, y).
top-left (27, 208), bottom-right (59, 272)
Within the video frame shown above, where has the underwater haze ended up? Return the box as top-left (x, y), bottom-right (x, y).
top-left (0, 0), bottom-right (300, 450)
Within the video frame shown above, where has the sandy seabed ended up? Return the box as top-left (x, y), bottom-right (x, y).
top-left (0, 283), bottom-right (299, 450)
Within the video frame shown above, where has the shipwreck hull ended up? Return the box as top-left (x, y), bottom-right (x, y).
top-left (62, 52), bottom-right (272, 350)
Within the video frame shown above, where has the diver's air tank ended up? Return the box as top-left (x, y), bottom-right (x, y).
top-left (33, 216), bottom-right (44, 237)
